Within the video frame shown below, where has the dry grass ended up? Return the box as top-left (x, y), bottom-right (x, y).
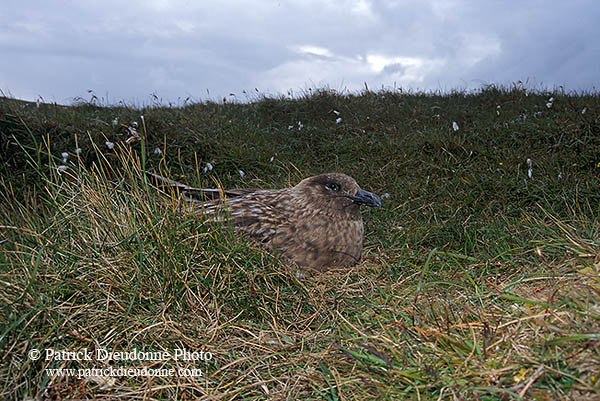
top-left (1, 89), bottom-right (599, 400)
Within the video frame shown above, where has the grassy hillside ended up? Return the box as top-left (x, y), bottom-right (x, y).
top-left (1, 87), bottom-right (599, 400)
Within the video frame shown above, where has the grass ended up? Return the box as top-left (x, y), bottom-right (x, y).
top-left (1, 85), bottom-right (599, 400)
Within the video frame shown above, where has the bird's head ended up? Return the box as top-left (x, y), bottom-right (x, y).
top-left (294, 173), bottom-right (382, 215)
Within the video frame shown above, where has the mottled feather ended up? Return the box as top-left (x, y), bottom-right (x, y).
top-left (148, 172), bottom-right (382, 271)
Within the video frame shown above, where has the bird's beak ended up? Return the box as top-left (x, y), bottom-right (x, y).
top-left (346, 188), bottom-right (382, 207)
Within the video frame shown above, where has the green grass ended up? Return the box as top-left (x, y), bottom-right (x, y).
top-left (1, 86), bottom-right (599, 400)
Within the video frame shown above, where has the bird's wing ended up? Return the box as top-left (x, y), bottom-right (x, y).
top-left (202, 189), bottom-right (294, 244)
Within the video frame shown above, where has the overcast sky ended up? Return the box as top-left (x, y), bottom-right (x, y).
top-left (1, 0), bottom-right (599, 105)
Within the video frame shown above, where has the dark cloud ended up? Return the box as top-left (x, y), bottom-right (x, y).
top-left (1, 0), bottom-right (598, 104)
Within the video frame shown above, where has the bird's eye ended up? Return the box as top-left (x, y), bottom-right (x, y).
top-left (325, 183), bottom-right (340, 191)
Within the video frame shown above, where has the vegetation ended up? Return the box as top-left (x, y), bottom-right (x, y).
top-left (1, 86), bottom-right (599, 400)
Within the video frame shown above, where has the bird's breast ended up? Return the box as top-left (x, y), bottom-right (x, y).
top-left (270, 213), bottom-right (365, 270)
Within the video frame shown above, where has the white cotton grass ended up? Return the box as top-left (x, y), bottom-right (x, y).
top-left (153, 147), bottom-right (162, 155)
top-left (238, 169), bottom-right (245, 178)
top-left (203, 162), bottom-right (213, 174)
top-left (57, 165), bottom-right (68, 175)
top-left (336, 117), bottom-right (342, 124)
top-left (546, 97), bottom-right (554, 109)
top-left (527, 158), bottom-right (533, 179)
top-left (74, 148), bottom-right (82, 155)
top-left (452, 121), bottom-right (459, 131)
top-left (496, 105), bottom-right (501, 116)
top-left (61, 152), bottom-right (69, 163)
top-left (125, 125), bottom-right (140, 144)
top-left (105, 141), bottom-right (115, 150)
top-left (289, 121), bottom-right (304, 130)
top-left (582, 107), bottom-right (587, 115)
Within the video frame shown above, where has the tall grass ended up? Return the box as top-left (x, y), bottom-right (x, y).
top-left (1, 87), bottom-right (599, 400)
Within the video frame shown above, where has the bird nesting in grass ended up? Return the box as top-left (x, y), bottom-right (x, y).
top-left (148, 172), bottom-right (382, 271)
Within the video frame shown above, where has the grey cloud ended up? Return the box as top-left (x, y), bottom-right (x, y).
top-left (1, 0), bottom-right (598, 104)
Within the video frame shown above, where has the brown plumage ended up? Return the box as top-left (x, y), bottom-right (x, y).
top-left (149, 172), bottom-right (382, 271)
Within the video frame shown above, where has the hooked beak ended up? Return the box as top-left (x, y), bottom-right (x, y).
top-left (346, 188), bottom-right (382, 207)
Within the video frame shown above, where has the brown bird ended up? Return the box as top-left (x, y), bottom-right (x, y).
top-left (148, 172), bottom-right (382, 271)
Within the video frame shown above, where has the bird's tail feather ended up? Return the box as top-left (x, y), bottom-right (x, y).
top-left (146, 171), bottom-right (226, 201)
top-left (146, 171), bottom-right (263, 201)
